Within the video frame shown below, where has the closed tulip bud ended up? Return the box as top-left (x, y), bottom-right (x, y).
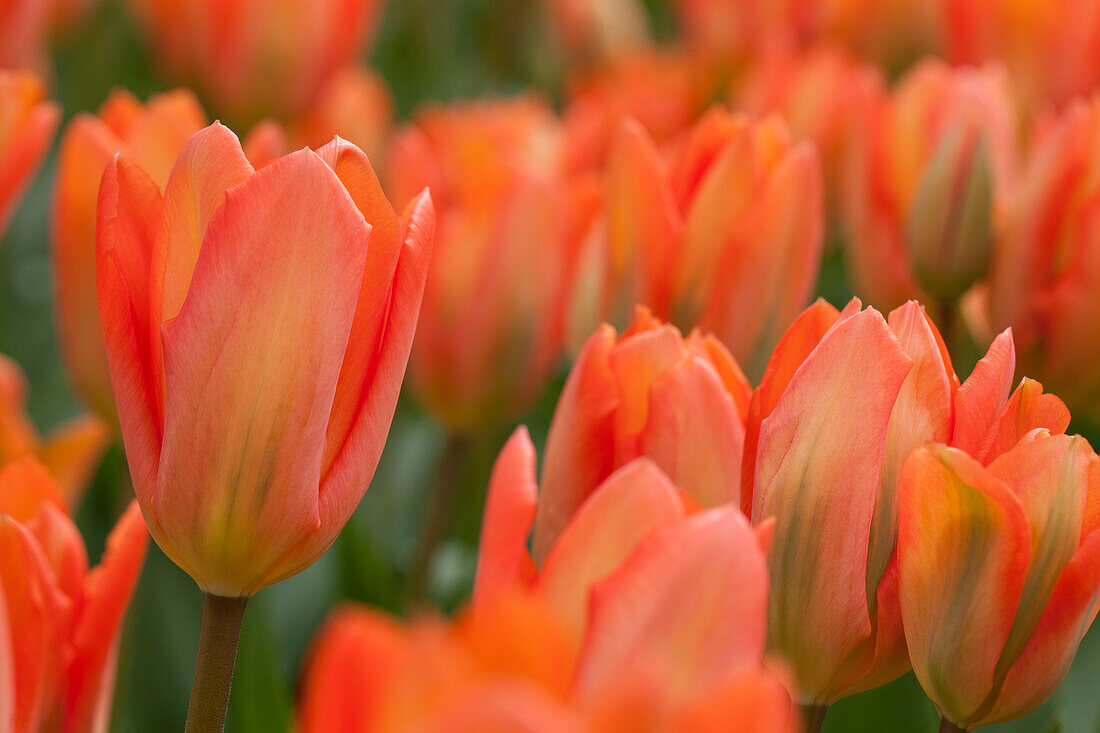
top-left (600, 108), bottom-right (823, 379)
top-left (0, 70), bottom-right (58, 237)
top-left (899, 432), bottom-right (1100, 729)
top-left (906, 123), bottom-right (994, 301)
top-left (53, 89), bottom-right (207, 424)
top-left (843, 59), bottom-right (1016, 311)
top-left (0, 456), bottom-right (148, 732)
top-left (96, 123), bottom-right (433, 596)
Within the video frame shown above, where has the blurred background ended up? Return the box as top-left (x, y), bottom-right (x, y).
top-left (3, 0), bottom-right (1099, 731)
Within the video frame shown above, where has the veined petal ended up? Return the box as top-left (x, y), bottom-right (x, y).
top-left (157, 148), bottom-right (370, 596)
top-left (976, 378), bottom-right (1071, 465)
top-left (953, 329), bottom-right (1016, 455)
top-left (898, 445), bottom-right (1030, 725)
top-left (536, 459), bottom-right (685, 643)
top-left (474, 427), bottom-right (539, 601)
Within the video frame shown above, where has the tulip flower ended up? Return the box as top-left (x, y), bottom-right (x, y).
top-left (53, 88), bottom-right (207, 424)
top-left (944, 0), bottom-right (1100, 113)
top-left (299, 433), bottom-right (794, 732)
top-left (842, 59), bottom-right (1016, 313)
top-left (388, 97), bottom-right (581, 433)
top-left (899, 431), bottom-right (1100, 730)
top-left (124, 0), bottom-right (386, 123)
top-left (0, 455), bottom-right (148, 733)
top-left (543, 0), bottom-right (649, 60)
top-left (594, 108), bottom-right (823, 379)
top-left (987, 96), bottom-right (1100, 421)
top-left (741, 296), bottom-right (1071, 717)
top-left (0, 354), bottom-right (109, 507)
top-left (0, 2), bottom-right (51, 71)
top-left (529, 307), bottom-right (751, 562)
top-left (0, 70), bottom-right (58, 237)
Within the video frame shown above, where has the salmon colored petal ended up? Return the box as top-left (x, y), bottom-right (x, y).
top-left (537, 459), bottom-right (686, 642)
top-left (474, 427), bottom-right (539, 601)
top-left (976, 379), bottom-right (1071, 465)
top-left (417, 681), bottom-right (586, 733)
top-left (753, 308), bottom-right (912, 702)
top-left (265, 190), bottom-right (435, 590)
top-left (0, 98), bottom-right (59, 235)
top-left (533, 325), bottom-right (618, 562)
top-left (575, 507), bottom-right (768, 703)
top-left (0, 456), bottom-right (68, 523)
top-left (25, 503), bottom-right (87, 607)
top-left (674, 667), bottom-right (797, 733)
top-left (898, 445), bottom-right (1031, 726)
top-left (952, 329), bottom-right (1016, 455)
top-left (64, 500), bottom-right (148, 733)
top-left (241, 120), bottom-right (289, 169)
top-left (299, 606), bottom-right (410, 733)
top-left (95, 156), bottom-right (163, 507)
top-left (156, 148), bottom-right (370, 596)
top-left (740, 298), bottom-right (841, 514)
top-left (607, 324), bottom-right (687, 439)
top-left (638, 357), bottom-right (745, 508)
top-left (687, 333), bottom-right (752, 420)
top-left (37, 414), bottom-right (110, 509)
top-left (314, 137), bottom-right (403, 478)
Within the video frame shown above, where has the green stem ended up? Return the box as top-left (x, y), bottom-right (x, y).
top-left (802, 704), bottom-right (828, 733)
top-left (405, 433), bottom-right (471, 604)
top-left (184, 594), bottom-right (248, 733)
top-left (938, 718), bottom-right (967, 733)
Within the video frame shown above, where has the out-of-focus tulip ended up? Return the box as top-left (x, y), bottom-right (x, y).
top-left (0, 2), bottom-right (51, 71)
top-left (593, 108), bottom-right (822, 379)
top-left (842, 59), bottom-right (1016, 312)
top-left (899, 431), bottom-right (1100, 729)
top-left (988, 97), bottom-right (1100, 420)
top-left (543, 0), bottom-right (649, 60)
top-left (0, 70), bottom-right (58, 236)
top-left (53, 89), bottom-right (206, 424)
top-left (741, 296), bottom-right (1071, 706)
top-left (388, 97), bottom-right (581, 433)
top-left (299, 433), bottom-right (794, 732)
top-left (0, 455), bottom-right (148, 733)
top-left (96, 123), bottom-right (434, 597)
top-left (125, 0), bottom-right (386, 123)
top-left (530, 307), bottom-right (751, 562)
top-left (0, 354), bottom-right (108, 508)
top-left (944, 0), bottom-right (1100, 113)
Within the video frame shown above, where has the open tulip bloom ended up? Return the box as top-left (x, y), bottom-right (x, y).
top-left (95, 122), bottom-right (433, 730)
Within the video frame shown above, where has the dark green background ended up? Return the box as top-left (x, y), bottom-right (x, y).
top-left (1, 1), bottom-right (1097, 730)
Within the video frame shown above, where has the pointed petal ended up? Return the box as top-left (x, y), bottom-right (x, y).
top-left (976, 378), bottom-right (1071, 465)
top-left (536, 459), bottom-right (686, 642)
top-left (37, 414), bottom-right (110, 509)
top-left (898, 445), bottom-right (1030, 725)
top-left (0, 95), bottom-right (58, 234)
top-left (474, 428), bottom-right (539, 601)
top-left (952, 329), bottom-right (1016, 455)
top-left (157, 149), bottom-right (370, 596)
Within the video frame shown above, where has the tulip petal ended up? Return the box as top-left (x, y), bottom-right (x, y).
top-left (0, 96), bottom-right (58, 234)
top-left (674, 667), bottom-right (798, 733)
top-left (157, 148), bottom-right (370, 595)
top-left (0, 456), bottom-right (68, 523)
top-left (474, 427), bottom-right (539, 601)
top-left (898, 445), bottom-right (1030, 725)
top-left (533, 325), bottom-right (618, 562)
top-left (537, 459), bottom-right (686, 642)
top-left (65, 500), bottom-right (148, 733)
top-left (607, 324), bottom-right (686, 438)
top-left (976, 378), bottom-right (1071, 465)
top-left (953, 329), bottom-right (1016, 455)
top-left (575, 507), bottom-right (768, 703)
top-left (37, 414), bottom-right (110, 509)
top-left (753, 308), bottom-right (912, 702)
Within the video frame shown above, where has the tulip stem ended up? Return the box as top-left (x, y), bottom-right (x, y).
top-left (406, 433), bottom-right (472, 604)
top-left (938, 718), bottom-right (967, 733)
top-left (184, 594), bottom-right (248, 733)
top-left (802, 704), bottom-right (828, 733)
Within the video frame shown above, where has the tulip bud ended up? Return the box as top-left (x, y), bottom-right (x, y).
top-left (97, 124), bottom-right (433, 596)
top-left (0, 70), bottom-right (58, 237)
top-left (907, 123), bottom-right (994, 301)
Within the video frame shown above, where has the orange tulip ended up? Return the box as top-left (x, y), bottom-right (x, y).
top-left (944, 0), bottom-right (1100, 113)
top-left (0, 455), bottom-right (148, 733)
top-left (0, 2), bottom-right (51, 71)
top-left (300, 434), bottom-right (794, 732)
top-left (899, 432), bottom-right (1100, 729)
top-left (543, 0), bottom-right (649, 59)
top-left (594, 107), bottom-right (822, 378)
top-left (53, 88), bottom-right (207, 424)
top-left (96, 123), bottom-right (434, 597)
top-left (740, 297), bottom-right (1069, 705)
top-left (842, 59), bottom-right (1016, 311)
top-left (388, 97), bottom-right (583, 433)
top-left (529, 307), bottom-right (751, 563)
top-left (125, 0), bottom-right (386, 123)
top-left (988, 96), bottom-right (1100, 420)
top-left (0, 70), bottom-right (58, 237)
top-left (0, 354), bottom-right (109, 508)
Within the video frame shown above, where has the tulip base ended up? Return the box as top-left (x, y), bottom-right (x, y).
top-left (802, 704), bottom-right (828, 733)
top-left (184, 594), bottom-right (249, 733)
top-left (938, 719), bottom-right (967, 733)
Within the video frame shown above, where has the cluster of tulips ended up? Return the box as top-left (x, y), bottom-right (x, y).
top-left (4, 0), bottom-right (1100, 731)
